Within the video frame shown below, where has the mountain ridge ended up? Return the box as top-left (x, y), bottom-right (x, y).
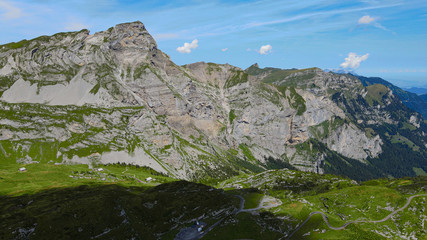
top-left (404, 87), bottom-right (427, 95)
top-left (357, 75), bottom-right (427, 118)
top-left (0, 21), bottom-right (427, 181)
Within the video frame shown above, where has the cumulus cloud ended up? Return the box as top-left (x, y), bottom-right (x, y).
top-left (65, 22), bottom-right (89, 31)
top-left (358, 15), bottom-right (375, 24)
top-left (0, 0), bottom-right (22, 19)
top-left (258, 44), bottom-right (272, 55)
top-left (340, 52), bottom-right (369, 69)
top-left (176, 39), bottom-right (198, 53)
top-left (221, 48), bottom-right (228, 52)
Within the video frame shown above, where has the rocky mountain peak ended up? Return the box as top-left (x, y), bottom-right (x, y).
top-left (100, 21), bottom-right (157, 52)
top-left (0, 20), bottom-right (426, 182)
top-left (114, 20), bottom-right (145, 32)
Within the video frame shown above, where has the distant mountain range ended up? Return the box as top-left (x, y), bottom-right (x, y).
top-left (325, 68), bottom-right (358, 75)
top-left (404, 87), bottom-right (427, 95)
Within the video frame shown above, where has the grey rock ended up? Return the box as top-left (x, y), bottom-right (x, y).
top-left (0, 21), bottom-right (425, 180)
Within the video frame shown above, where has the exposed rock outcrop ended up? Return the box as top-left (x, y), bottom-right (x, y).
top-left (1, 21), bottom-right (426, 180)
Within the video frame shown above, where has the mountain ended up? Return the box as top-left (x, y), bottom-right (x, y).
top-left (0, 21), bottom-right (427, 182)
top-left (421, 93), bottom-right (427, 102)
top-left (357, 76), bottom-right (427, 118)
top-left (404, 87), bottom-right (427, 95)
top-left (324, 68), bottom-right (358, 75)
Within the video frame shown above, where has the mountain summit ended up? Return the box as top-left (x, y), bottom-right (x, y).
top-left (0, 21), bottom-right (426, 181)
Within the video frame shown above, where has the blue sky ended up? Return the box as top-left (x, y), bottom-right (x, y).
top-left (1, 0), bottom-right (426, 87)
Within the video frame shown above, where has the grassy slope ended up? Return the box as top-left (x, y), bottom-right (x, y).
top-left (0, 102), bottom-right (145, 163)
top-left (204, 212), bottom-right (284, 240)
top-left (0, 182), bottom-right (239, 240)
top-left (0, 162), bottom-right (173, 196)
top-left (358, 75), bottom-right (427, 118)
top-left (365, 84), bottom-right (389, 106)
top-left (0, 162), bottom-right (239, 239)
top-left (211, 170), bottom-right (427, 239)
top-left (1, 162), bottom-right (426, 239)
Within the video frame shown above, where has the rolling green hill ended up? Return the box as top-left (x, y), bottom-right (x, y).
top-left (1, 164), bottom-right (426, 239)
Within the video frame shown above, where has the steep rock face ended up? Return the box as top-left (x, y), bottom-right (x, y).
top-left (1, 21), bottom-right (426, 180)
top-left (0, 21), bottom-right (160, 106)
top-left (325, 123), bottom-right (382, 160)
top-left (245, 64), bottom-right (427, 178)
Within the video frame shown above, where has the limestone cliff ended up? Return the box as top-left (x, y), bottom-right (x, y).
top-left (1, 21), bottom-right (426, 180)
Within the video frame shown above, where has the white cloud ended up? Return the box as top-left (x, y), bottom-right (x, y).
top-left (176, 39), bottom-right (198, 53)
top-left (0, 0), bottom-right (22, 20)
top-left (258, 44), bottom-right (272, 55)
top-left (245, 3), bottom-right (400, 30)
top-left (340, 52), bottom-right (369, 69)
top-left (358, 15), bottom-right (375, 24)
top-left (357, 15), bottom-right (393, 33)
top-left (221, 48), bottom-right (228, 52)
top-left (65, 22), bottom-right (89, 31)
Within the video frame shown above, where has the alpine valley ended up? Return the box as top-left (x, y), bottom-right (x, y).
top-left (1, 21), bottom-right (426, 240)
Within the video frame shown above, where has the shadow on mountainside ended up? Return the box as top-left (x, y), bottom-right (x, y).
top-left (0, 181), bottom-right (240, 240)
